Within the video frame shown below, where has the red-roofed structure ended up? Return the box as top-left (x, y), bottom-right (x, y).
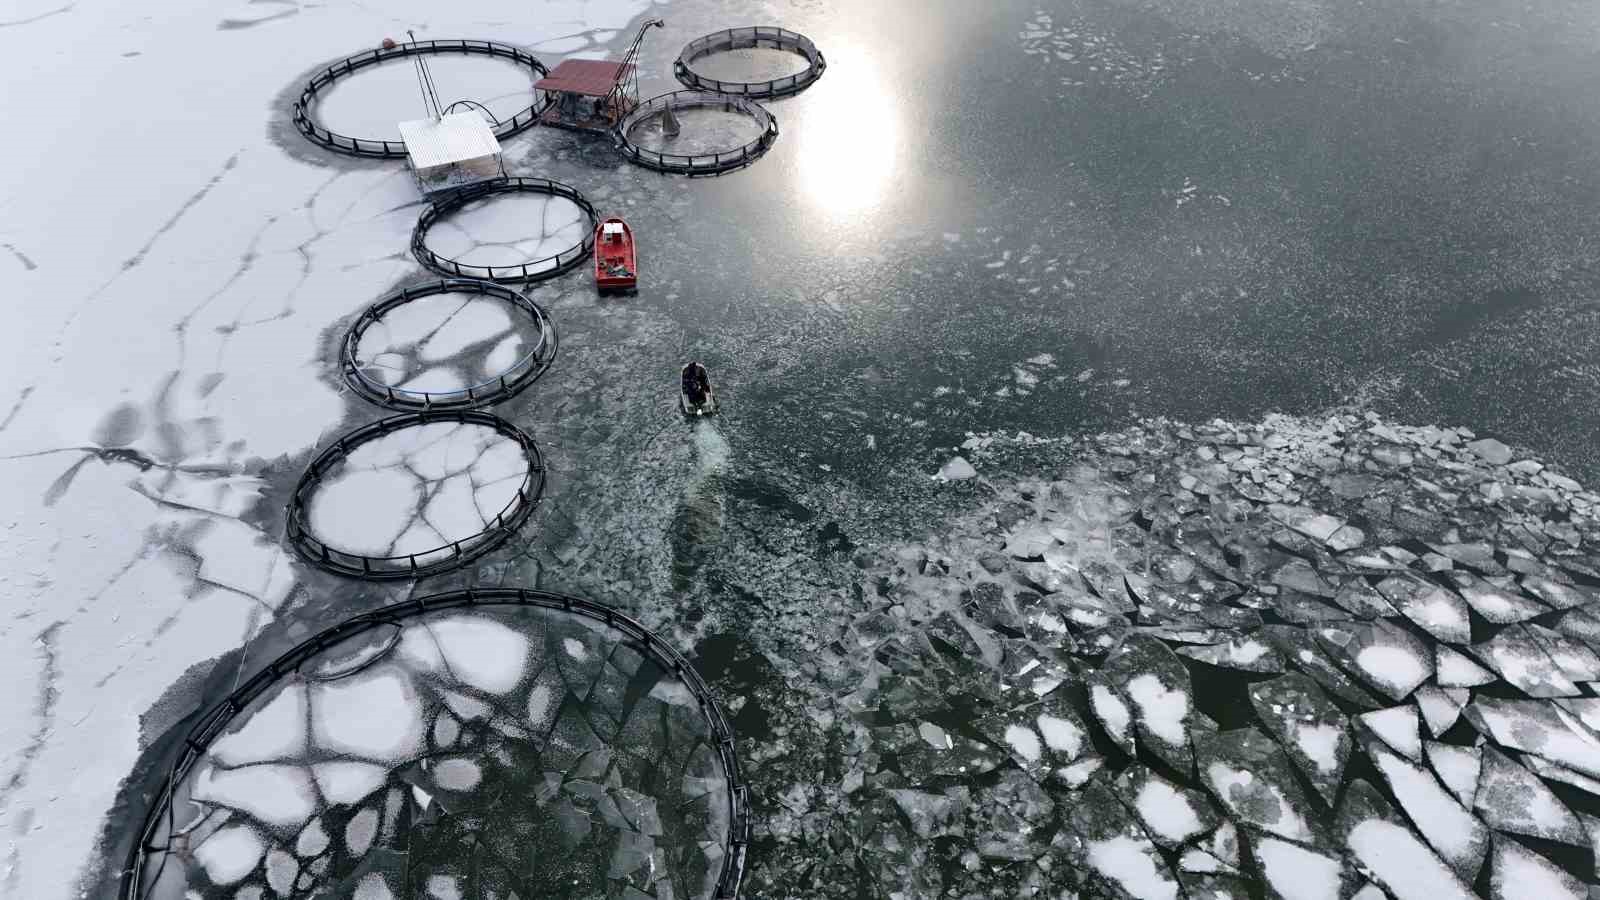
top-left (534, 59), bottom-right (633, 97)
top-left (535, 19), bottom-right (663, 132)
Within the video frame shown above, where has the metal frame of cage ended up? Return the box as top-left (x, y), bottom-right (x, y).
top-left (341, 279), bottom-right (558, 411)
top-left (673, 27), bottom-right (827, 99)
top-left (613, 90), bottom-right (779, 176)
top-left (284, 410), bottom-right (544, 579)
top-left (411, 177), bottom-right (598, 283)
top-left (291, 40), bottom-right (550, 158)
top-left (120, 588), bottom-right (751, 899)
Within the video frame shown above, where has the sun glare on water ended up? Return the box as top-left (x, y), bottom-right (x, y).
top-left (795, 48), bottom-right (902, 218)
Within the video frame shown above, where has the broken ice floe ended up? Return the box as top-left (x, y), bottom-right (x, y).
top-left (751, 411), bottom-right (1600, 898)
top-left (136, 606), bottom-right (735, 899)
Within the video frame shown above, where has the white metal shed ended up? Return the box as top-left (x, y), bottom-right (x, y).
top-left (399, 113), bottom-right (505, 195)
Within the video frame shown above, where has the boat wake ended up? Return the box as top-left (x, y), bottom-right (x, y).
top-left (670, 420), bottom-right (732, 590)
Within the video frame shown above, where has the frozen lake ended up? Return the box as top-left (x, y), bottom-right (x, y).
top-left (3, 0), bottom-right (1600, 897)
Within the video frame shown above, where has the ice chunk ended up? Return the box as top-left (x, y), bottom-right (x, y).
top-left (1332, 579), bottom-right (1399, 619)
top-left (1089, 681), bottom-right (1135, 755)
top-left (1467, 438), bottom-right (1513, 464)
top-left (266, 848), bottom-right (298, 895)
top-left (354, 872), bottom-right (395, 900)
top-left (1435, 646), bottom-right (1496, 687)
top-left (1490, 835), bottom-right (1586, 900)
top-left (1520, 754), bottom-right (1600, 797)
top-left (313, 627), bottom-right (402, 680)
top-left (310, 666), bottom-right (425, 762)
top-left (1036, 712), bottom-right (1086, 760)
top-left (1316, 619), bottom-right (1433, 700)
top-left (210, 682), bottom-right (308, 767)
top-left (1521, 576), bottom-right (1597, 611)
top-left (1260, 625), bottom-right (1383, 708)
top-left (608, 830), bottom-right (655, 878)
top-left (1086, 835), bottom-right (1179, 900)
top-left (1268, 504), bottom-right (1345, 543)
top-left (1351, 884), bottom-right (1386, 900)
top-left (307, 468), bottom-right (420, 556)
top-left (311, 761), bottom-right (388, 804)
top-left (1425, 742), bottom-right (1482, 807)
top-left (1466, 697), bottom-right (1600, 779)
top-left (483, 334), bottom-right (523, 379)
top-left (195, 825), bottom-right (265, 886)
top-left (1450, 572), bottom-right (1549, 624)
top-left (1058, 755), bottom-right (1105, 787)
top-left (1178, 635), bottom-right (1285, 672)
top-left (414, 300), bottom-right (512, 363)
top-left (427, 874), bottom-right (465, 900)
top-left (1248, 673), bottom-right (1351, 805)
top-left (1345, 819), bottom-right (1475, 900)
top-left (1210, 820), bottom-right (1241, 867)
top-left (1104, 635), bottom-right (1195, 769)
top-left (1255, 835), bottom-right (1345, 900)
top-left (296, 818), bottom-right (329, 857)
top-left (1556, 697), bottom-right (1600, 732)
top-left (432, 713), bottom-right (460, 748)
top-left (1004, 724), bottom-right (1043, 763)
top-left (1120, 767), bottom-right (1215, 846)
top-left (1366, 743), bottom-right (1488, 878)
top-left (1524, 622), bottom-right (1600, 682)
top-left (1473, 747), bottom-right (1589, 846)
top-left (887, 789), bottom-right (959, 839)
top-left (646, 679), bottom-right (697, 707)
top-left (345, 806), bottom-right (379, 856)
top-left (1125, 673), bottom-right (1189, 745)
top-left (1375, 576), bottom-right (1470, 644)
top-left (1472, 625), bottom-right (1581, 697)
top-left (424, 615), bottom-right (530, 694)
top-left (936, 456), bottom-right (977, 481)
top-left (193, 764), bottom-right (317, 830)
top-left (1359, 706), bottom-right (1422, 762)
top-left (432, 758), bottom-right (482, 791)
top-left (1198, 729), bottom-right (1317, 843)
top-left (1179, 849), bottom-right (1227, 873)
top-left (1413, 684), bottom-right (1466, 737)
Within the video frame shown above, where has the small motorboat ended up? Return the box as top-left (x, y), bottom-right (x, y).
top-left (680, 362), bottom-right (716, 417)
top-left (595, 217), bottom-right (637, 292)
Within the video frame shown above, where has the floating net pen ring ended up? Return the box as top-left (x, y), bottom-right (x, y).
top-left (341, 279), bottom-right (558, 411)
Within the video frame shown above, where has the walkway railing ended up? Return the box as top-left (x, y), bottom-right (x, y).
top-left (284, 410), bottom-right (544, 579)
top-left (121, 589), bottom-right (749, 900)
top-left (341, 279), bottom-right (558, 411)
top-left (412, 177), bottom-right (598, 283)
top-left (674, 27), bottom-right (826, 99)
top-left (614, 91), bottom-right (780, 176)
top-left (291, 40), bottom-right (550, 158)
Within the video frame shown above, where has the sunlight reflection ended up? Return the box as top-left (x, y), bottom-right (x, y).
top-left (795, 49), bottom-right (901, 218)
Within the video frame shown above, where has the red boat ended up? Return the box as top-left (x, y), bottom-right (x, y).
top-left (594, 217), bottom-right (637, 292)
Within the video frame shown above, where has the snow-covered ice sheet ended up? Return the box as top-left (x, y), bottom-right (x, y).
top-left (0, 0), bottom-right (650, 895)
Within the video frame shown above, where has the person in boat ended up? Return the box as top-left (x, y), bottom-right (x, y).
top-left (682, 362), bottom-right (711, 406)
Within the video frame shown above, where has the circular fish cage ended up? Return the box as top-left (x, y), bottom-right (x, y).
top-left (674, 27), bottom-right (826, 99)
top-left (412, 177), bottom-right (598, 284)
top-left (614, 91), bottom-right (779, 176)
top-left (285, 411), bottom-right (544, 579)
top-left (341, 280), bottom-right (558, 411)
top-left (120, 589), bottom-right (751, 900)
top-left (291, 40), bottom-right (548, 158)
